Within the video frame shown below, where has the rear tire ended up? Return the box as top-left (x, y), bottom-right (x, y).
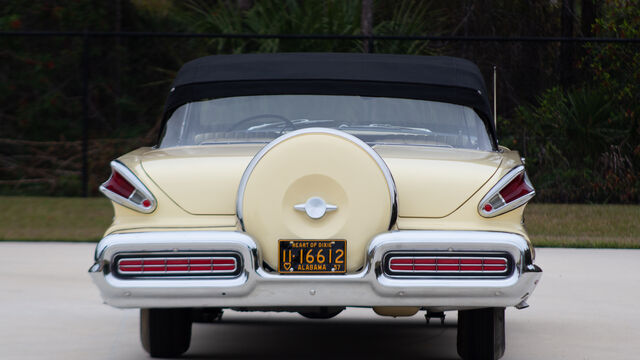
top-left (140, 308), bottom-right (192, 358)
top-left (457, 307), bottom-right (505, 360)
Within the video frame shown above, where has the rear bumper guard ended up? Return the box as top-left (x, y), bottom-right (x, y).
top-left (89, 230), bottom-right (542, 309)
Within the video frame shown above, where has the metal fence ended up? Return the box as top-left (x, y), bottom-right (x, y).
top-left (1, 31), bottom-right (639, 197)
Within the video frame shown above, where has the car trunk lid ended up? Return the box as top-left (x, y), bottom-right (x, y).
top-left (140, 144), bottom-right (501, 218)
top-left (375, 145), bottom-right (502, 218)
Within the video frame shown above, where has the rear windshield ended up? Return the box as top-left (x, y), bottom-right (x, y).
top-left (160, 95), bottom-right (493, 151)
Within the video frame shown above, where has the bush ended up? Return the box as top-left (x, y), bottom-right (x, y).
top-left (506, 86), bottom-right (639, 203)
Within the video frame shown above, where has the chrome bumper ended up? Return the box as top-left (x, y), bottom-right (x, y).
top-left (89, 230), bottom-right (542, 309)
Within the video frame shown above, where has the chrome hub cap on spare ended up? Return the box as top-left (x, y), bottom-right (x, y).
top-left (293, 196), bottom-right (338, 219)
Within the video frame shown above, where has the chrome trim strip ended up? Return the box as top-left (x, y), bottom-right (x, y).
top-left (387, 255), bottom-right (509, 274)
top-left (235, 128), bottom-right (398, 231)
top-left (89, 230), bottom-right (541, 309)
top-left (478, 165), bottom-right (535, 218)
top-left (99, 160), bottom-right (157, 214)
top-left (116, 256), bottom-right (238, 275)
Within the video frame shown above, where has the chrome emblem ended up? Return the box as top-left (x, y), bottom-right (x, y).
top-left (294, 197), bottom-right (337, 219)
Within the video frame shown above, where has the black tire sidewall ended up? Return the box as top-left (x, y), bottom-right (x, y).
top-left (140, 308), bottom-right (193, 358)
top-left (457, 307), bottom-right (505, 360)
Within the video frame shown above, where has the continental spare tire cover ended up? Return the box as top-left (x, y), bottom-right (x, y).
top-left (237, 128), bottom-right (397, 272)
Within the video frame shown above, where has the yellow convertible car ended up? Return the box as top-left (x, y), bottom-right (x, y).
top-left (89, 53), bottom-right (541, 360)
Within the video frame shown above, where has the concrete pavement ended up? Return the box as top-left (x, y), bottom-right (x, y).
top-left (1, 242), bottom-right (639, 359)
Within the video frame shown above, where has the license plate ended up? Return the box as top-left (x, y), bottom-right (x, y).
top-left (278, 240), bottom-right (346, 274)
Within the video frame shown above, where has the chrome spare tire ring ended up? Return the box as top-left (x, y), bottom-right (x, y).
top-left (236, 127), bottom-right (398, 231)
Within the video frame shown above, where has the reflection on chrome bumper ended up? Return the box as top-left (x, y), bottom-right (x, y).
top-left (89, 230), bottom-right (542, 309)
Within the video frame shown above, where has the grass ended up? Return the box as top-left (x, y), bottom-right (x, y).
top-left (524, 203), bottom-right (640, 249)
top-left (0, 196), bottom-right (112, 242)
top-left (0, 196), bottom-right (638, 248)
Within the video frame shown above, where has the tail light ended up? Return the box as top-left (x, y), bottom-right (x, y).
top-left (114, 253), bottom-right (241, 278)
top-left (385, 253), bottom-right (511, 277)
top-left (100, 160), bottom-right (156, 213)
top-left (479, 165), bottom-right (534, 217)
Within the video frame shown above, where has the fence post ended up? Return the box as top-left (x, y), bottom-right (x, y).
top-left (361, 0), bottom-right (374, 53)
top-left (81, 30), bottom-right (89, 197)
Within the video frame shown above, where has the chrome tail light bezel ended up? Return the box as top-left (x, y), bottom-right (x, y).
top-left (112, 252), bottom-right (243, 279)
top-left (99, 160), bottom-right (157, 213)
top-left (382, 251), bottom-right (515, 278)
top-left (478, 165), bottom-right (535, 218)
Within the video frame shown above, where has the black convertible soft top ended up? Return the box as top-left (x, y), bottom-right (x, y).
top-left (164, 53), bottom-right (495, 141)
